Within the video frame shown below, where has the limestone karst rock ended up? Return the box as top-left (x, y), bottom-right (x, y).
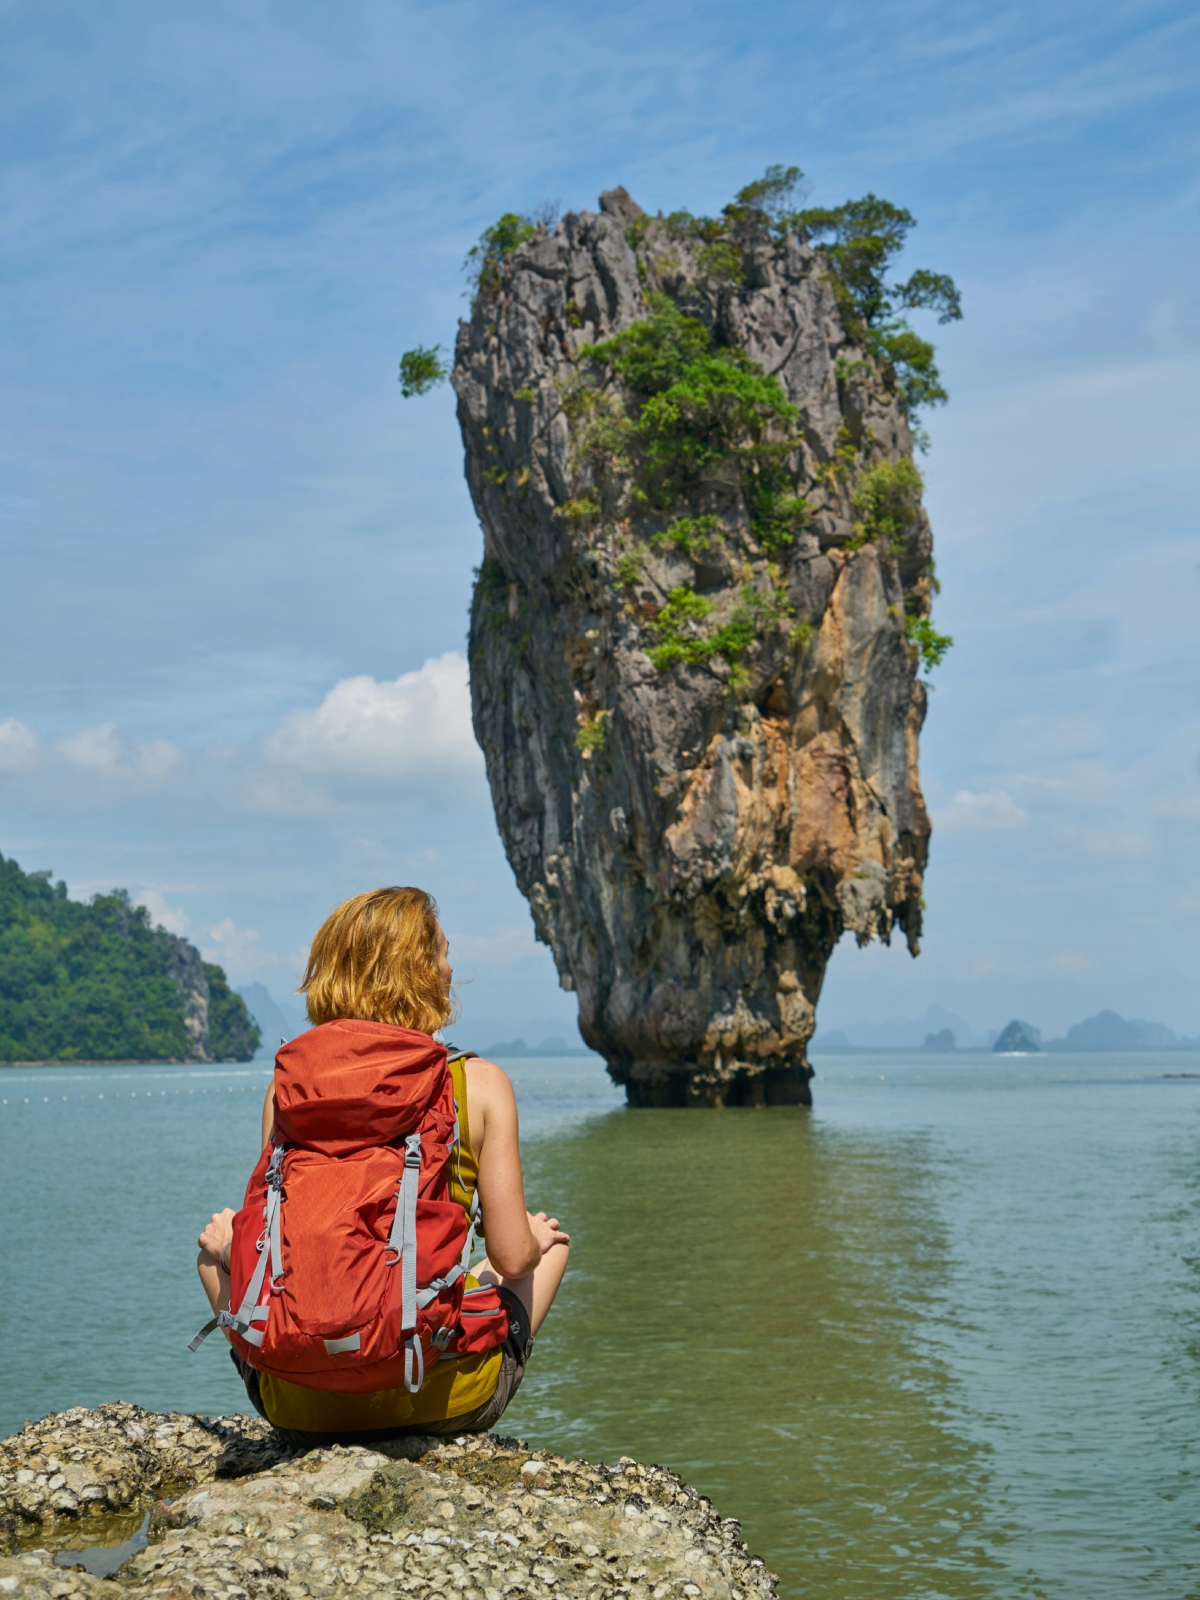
top-left (453, 186), bottom-right (938, 1106)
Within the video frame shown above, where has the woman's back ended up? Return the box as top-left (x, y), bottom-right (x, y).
top-left (195, 885), bottom-right (570, 1445)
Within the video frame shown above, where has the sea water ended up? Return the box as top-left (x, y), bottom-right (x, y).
top-left (1, 1051), bottom-right (1197, 1599)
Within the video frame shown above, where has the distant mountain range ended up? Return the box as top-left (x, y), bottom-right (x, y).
top-left (236, 983), bottom-right (309, 1057)
top-left (478, 1036), bottom-right (599, 1058)
top-left (814, 1006), bottom-right (1198, 1053)
top-left (1015, 1010), bottom-right (1197, 1053)
top-left (812, 1006), bottom-right (989, 1051)
top-left (234, 991), bottom-right (600, 1062)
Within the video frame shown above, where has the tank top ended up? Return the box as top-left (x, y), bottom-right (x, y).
top-left (256, 1053), bottom-right (504, 1431)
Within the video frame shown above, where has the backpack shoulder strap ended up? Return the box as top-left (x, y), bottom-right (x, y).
top-left (443, 1045), bottom-right (478, 1066)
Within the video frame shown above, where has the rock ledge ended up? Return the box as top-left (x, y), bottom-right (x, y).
top-left (1, 1405), bottom-right (775, 1600)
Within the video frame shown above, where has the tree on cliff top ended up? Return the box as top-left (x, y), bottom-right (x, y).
top-left (401, 165), bottom-right (962, 436)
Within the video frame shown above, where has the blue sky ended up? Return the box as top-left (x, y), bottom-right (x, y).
top-left (1, 0), bottom-right (1198, 1043)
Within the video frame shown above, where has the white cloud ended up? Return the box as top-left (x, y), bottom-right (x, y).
top-left (0, 717), bottom-right (40, 772)
top-left (137, 888), bottom-right (191, 936)
top-left (59, 722), bottom-right (180, 782)
top-left (1156, 797), bottom-right (1200, 822)
top-left (203, 917), bottom-right (279, 981)
top-left (984, 716), bottom-right (1106, 766)
top-left (447, 925), bottom-right (540, 968)
top-left (1083, 832), bottom-right (1152, 858)
top-left (264, 653), bottom-right (483, 783)
top-left (1052, 951), bottom-right (1092, 972)
top-left (244, 772), bottom-right (332, 818)
top-left (935, 790), bottom-right (1029, 831)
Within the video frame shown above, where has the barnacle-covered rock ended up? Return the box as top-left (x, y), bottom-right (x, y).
top-left (0, 1408), bottom-right (776, 1600)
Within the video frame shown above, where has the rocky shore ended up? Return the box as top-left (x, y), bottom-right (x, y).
top-left (0, 1406), bottom-right (775, 1600)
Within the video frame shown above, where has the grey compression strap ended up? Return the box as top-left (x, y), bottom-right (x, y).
top-left (445, 1055), bottom-right (479, 1274)
top-left (416, 1262), bottom-right (465, 1310)
top-left (460, 1187), bottom-right (481, 1272)
top-left (404, 1333), bottom-right (424, 1394)
top-left (188, 1145), bottom-right (286, 1351)
top-left (188, 1316), bottom-right (220, 1352)
top-left (386, 1131), bottom-right (422, 1333)
top-left (233, 1143), bottom-right (285, 1325)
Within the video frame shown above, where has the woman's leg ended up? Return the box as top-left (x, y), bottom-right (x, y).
top-left (476, 1240), bottom-right (569, 1336)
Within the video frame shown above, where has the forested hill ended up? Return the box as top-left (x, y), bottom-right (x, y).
top-left (0, 852), bottom-right (260, 1062)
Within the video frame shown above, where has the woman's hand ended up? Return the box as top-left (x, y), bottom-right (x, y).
top-left (198, 1208), bottom-right (236, 1269)
top-left (527, 1211), bottom-right (570, 1256)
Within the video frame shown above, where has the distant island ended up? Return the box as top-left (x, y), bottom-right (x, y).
top-left (814, 1006), bottom-right (1197, 1054)
top-left (481, 1036), bottom-right (599, 1059)
top-left (993, 1019), bottom-right (1041, 1053)
top-left (992, 1011), bottom-right (1199, 1053)
top-left (0, 851), bottom-right (259, 1062)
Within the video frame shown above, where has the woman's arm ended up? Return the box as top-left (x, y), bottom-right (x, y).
top-left (469, 1057), bottom-right (567, 1278)
top-left (261, 1081), bottom-right (275, 1149)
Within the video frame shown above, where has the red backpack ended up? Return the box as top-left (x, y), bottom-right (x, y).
top-left (190, 1020), bottom-right (509, 1394)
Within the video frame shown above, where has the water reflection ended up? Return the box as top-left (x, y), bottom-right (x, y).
top-left (507, 1106), bottom-right (1003, 1599)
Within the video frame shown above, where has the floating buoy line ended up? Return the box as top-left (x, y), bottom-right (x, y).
top-left (0, 1084), bottom-right (262, 1106)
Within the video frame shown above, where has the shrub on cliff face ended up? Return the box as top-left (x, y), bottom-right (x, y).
top-left (464, 212), bottom-right (538, 295)
top-left (582, 293), bottom-right (798, 503)
top-left (399, 344), bottom-right (448, 397)
top-left (784, 193), bottom-right (962, 426)
top-left (0, 852), bottom-right (259, 1061)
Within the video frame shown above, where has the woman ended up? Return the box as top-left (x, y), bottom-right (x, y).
top-left (196, 886), bottom-right (570, 1443)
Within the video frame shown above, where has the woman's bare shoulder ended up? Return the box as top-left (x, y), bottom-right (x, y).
top-left (463, 1056), bottom-right (517, 1151)
top-left (464, 1055), bottom-right (515, 1098)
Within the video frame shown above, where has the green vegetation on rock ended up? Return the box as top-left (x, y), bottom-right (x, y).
top-left (850, 459), bottom-right (924, 551)
top-left (398, 344), bottom-right (448, 397)
top-left (652, 515), bottom-right (722, 556)
top-left (202, 963), bottom-right (262, 1062)
top-left (575, 710), bottom-right (609, 757)
top-left (789, 195), bottom-right (961, 424)
top-left (465, 212), bottom-right (538, 295)
top-left (647, 581), bottom-right (795, 683)
top-left (0, 853), bottom-right (259, 1062)
top-left (904, 613), bottom-right (954, 674)
top-left (427, 167), bottom-right (957, 702)
top-left (586, 293), bottom-right (798, 505)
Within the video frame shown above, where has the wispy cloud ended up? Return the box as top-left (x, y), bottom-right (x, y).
top-left (59, 723), bottom-right (180, 783)
top-left (0, 718), bottom-right (39, 773)
top-left (1052, 950), bottom-right (1092, 972)
top-left (935, 790), bottom-right (1029, 831)
top-left (202, 916), bottom-right (278, 982)
top-left (136, 888), bottom-right (192, 937)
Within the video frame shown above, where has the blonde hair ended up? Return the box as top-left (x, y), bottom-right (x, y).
top-left (301, 887), bottom-right (454, 1034)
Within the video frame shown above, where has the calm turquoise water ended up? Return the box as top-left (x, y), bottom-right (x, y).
top-left (2, 1051), bottom-right (1198, 1598)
